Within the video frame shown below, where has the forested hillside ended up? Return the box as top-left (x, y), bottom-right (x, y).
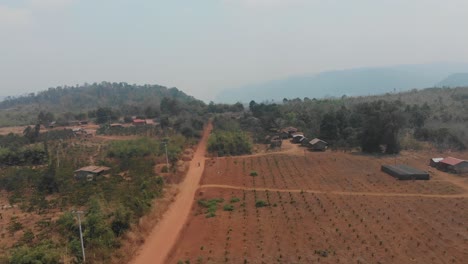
top-left (239, 86), bottom-right (468, 152)
top-left (0, 82), bottom-right (204, 126)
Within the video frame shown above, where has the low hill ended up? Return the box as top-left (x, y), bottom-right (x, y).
top-left (216, 63), bottom-right (468, 103)
top-left (0, 82), bottom-right (204, 126)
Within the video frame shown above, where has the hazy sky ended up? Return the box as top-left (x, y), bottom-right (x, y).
top-left (1, 0), bottom-right (468, 101)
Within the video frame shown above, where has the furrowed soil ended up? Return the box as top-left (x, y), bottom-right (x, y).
top-left (167, 141), bottom-right (468, 264)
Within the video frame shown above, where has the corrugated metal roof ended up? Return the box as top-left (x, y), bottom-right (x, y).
top-left (75, 166), bottom-right (110, 173)
top-left (440, 157), bottom-right (466, 166)
top-left (431, 158), bottom-right (444, 163)
top-left (309, 138), bottom-right (327, 145)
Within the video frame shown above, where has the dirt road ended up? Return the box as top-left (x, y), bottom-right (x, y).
top-left (131, 122), bottom-right (212, 264)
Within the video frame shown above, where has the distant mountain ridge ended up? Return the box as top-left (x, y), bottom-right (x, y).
top-left (216, 63), bottom-right (468, 103)
top-left (437, 73), bottom-right (468, 87)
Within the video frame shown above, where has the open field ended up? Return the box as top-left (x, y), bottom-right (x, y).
top-left (168, 144), bottom-right (468, 263)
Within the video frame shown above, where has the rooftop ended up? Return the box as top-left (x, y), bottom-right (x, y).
top-left (75, 166), bottom-right (111, 174)
top-left (440, 157), bottom-right (466, 166)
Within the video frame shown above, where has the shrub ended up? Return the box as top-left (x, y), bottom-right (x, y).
top-left (249, 171), bottom-right (258, 177)
top-left (230, 197), bottom-right (240, 203)
top-left (255, 200), bottom-right (268, 208)
top-left (223, 204), bottom-right (234, 211)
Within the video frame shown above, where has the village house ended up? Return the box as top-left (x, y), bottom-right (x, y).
top-left (307, 138), bottom-right (328, 151)
top-left (74, 166), bottom-right (111, 181)
top-left (132, 119), bottom-right (147, 126)
top-left (437, 157), bottom-right (468, 174)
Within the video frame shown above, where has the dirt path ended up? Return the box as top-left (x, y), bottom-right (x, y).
top-left (130, 121), bottom-right (212, 264)
top-left (199, 184), bottom-right (468, 199)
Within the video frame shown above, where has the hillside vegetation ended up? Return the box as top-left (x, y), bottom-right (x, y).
top-left (236, 86), bottom-right (468, 152)
top-left (0, 82), bottom-right (204, 126)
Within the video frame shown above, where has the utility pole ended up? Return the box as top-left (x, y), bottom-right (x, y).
top-left (72, 210), bottom-right (86, 263)
top-left (163, 140), bottom-right (169, 169)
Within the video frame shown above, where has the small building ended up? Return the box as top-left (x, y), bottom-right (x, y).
top-left (132, 119), bottom-right (147, 126)
top-left (74, 166), bottom-right (111, 181)
top-left (307, 138), bottom-right (328, 151)
top-left (381, 164), bottom-right (429, 180)
top-left (300, 137), bottom-right (310, 147)
top-left (110, 123), bottom-right (124, 128)
top-left (429, 157), bottom-right (443, 167)
top-left (291, 134), bottom-right (305, 144)
top-left (437, 157), bottom-right (468, 174)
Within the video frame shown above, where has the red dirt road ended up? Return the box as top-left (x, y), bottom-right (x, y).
top-left (130, 122), bottom-right (212, 264)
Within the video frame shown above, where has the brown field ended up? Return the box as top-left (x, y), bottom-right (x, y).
top-left (168, 144), bottom-right (468, 264)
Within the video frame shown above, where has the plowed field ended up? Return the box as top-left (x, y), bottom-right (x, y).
top-left (168, 144), bottom-right (468, 264)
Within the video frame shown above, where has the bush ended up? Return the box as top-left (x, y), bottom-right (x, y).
top-left (223, 204), bottom-right (234, 211)
top-left (249, 171), bottom-right (258, 177)
top-left (230, 197), bottom-right (240, 203)
top-left (9, 241), bottom-right (61, 264)
top-left (255, 200), bottom-right (268, 208)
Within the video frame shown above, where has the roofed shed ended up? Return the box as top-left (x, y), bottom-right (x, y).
top-left (437, 157), bottom-right (468, 174)
top-left (74, 166), bottom-right (111, 181)
top-left (381, 165), bottom-right (429, 180)
top-left (307, 138), bottom-right (328, 151)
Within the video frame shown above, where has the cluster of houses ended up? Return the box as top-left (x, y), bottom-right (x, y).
top-left (429, 156), bottom-right (468, 174)
top-left (110, 117), bottom-right (157, 128)
top-left (268, 126), bottom-right (328, 151)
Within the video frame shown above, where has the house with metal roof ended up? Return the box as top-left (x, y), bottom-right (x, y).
top-left (74, 166), bottom-right (111, 181)
top-left (307, 138), bottom-right (328, 151)
top-left (437, 157), bottom-right (468, 174)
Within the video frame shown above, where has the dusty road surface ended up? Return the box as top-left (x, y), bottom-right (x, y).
top-left (131, 121), bottom-right (212, 264)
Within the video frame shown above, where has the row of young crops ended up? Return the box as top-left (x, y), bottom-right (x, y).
top-left (202, 153), bottom-right (464, 195)
top-left (169, 187), bottom-right (467, 263)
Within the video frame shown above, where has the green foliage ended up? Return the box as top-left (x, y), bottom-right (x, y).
top-left (255, 200), bottom-right (268, 208)
top-left (355, 100), bottom-right (406, 154)
top-left (249, 171), bottom-right (258, 177)
top-left (84, 199), bottom-right (116, 249)
top-left (207, 131), bottom-right (252, 156)
top-left (223, 204), bottom-right (234, 211)
top-left (9, 241), bottom-right (61, 264)
top-left (230, 197), bottom-right (240, 203)
top-left (107, 138), bottom-right (160, 159)
top-left (111, 206), bottom-right (132, 237)
top-left (198, 198), bottom-right (224, 218)
top-left (0, 82), bottom-right (206, 126)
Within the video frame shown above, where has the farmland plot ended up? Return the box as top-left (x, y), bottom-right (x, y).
top-left (170, 150), bottom-right (468, 263)
top-left (168, 188), bottom-right (467, 263)
top-left (201, 152), bottom-right (465, 195)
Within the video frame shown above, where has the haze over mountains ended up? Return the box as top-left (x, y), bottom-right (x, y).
top-left (216, 63), bottom-right (468, 103)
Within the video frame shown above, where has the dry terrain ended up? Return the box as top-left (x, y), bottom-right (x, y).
top-left (167, 142), bottom-right (468, 264)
